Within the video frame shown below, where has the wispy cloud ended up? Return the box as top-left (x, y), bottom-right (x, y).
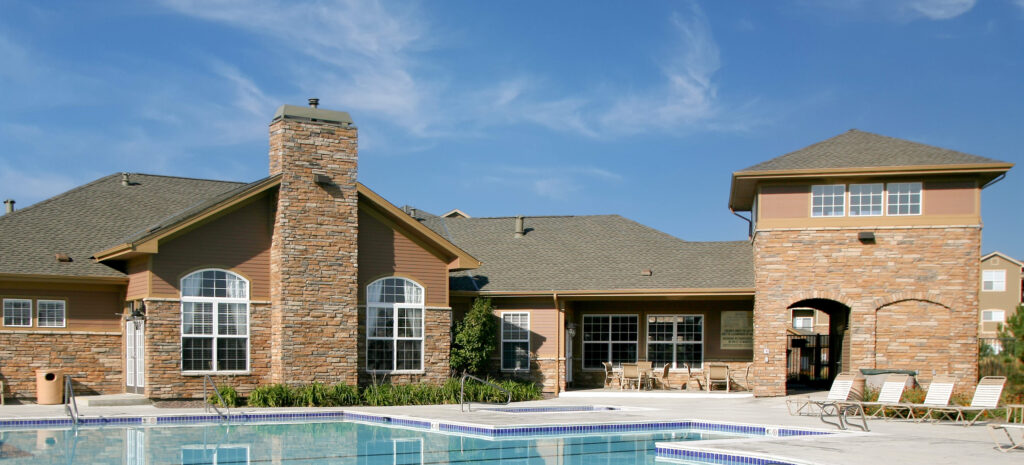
top-left (475, 165), bottom-right (624, 201)
top-left (799, 0), bottom-right (976, 21)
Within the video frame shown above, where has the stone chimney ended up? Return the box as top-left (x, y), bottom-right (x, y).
top-left (268, 100), bottom-right (360, 385)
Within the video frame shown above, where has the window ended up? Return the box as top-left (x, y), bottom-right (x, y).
top-left (647, 315), bottom-right (703, 370)
top-left (37, 300), bottom-right (66, 327)
top-left (2, 299), bottom-right (31, 327)
top-left (501, 312), bottom-right (530, 371)
top-left (180, 269), bottom-right (249, 373)
top-left (982, 270), bottom-right (1006, 292)
top-left (811, 185), bottom-right (845, 217)
top-left (582, 315), bottom-right (638, 369)
top-left (982, 310), bottom-right (1005, 323)
top-left (886, 182), bottom-right (922, 215)
top-left (792, 309), bottom-right (815, 330)
top-left (848, 183), bottom-right (883, 216)
top-left (366, 277), bottom-right (424, 372)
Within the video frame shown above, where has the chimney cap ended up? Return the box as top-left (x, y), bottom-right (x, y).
top-left (308, 98), bottom-right (319, 108)
top-left (273, 104), bottom-right (354, 127)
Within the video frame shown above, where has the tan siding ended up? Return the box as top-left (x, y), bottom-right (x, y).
top-left (0, 282), bottom-right (123, 332)
top-left (924, 181), bottom-right (977, 216)
top-left (759, 185), bottom-right (809, 219)
top-left (358, 206), bottom-right (449, 307)
top-left (492, 298), bottom-right (560, 358)
top-left (150, 195), bottom-right (273, 299)
top-left (979, 256), bottom-right (1023, 336)
top-left (125, 256), bottom-right (150, 299)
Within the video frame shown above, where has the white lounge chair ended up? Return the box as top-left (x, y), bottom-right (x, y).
top-left (907, 375), bottom-right (956, 422)
top-left (925, 376), bottom-right (1006, 426)
top-left (786, 372), bottom-right (857, 416)
top-left (988, 424), bottom-right (1024, 452)
top-left (842, 373), bottom-right (910, 419)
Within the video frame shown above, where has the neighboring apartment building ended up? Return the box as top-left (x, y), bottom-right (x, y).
top-left (979, 251), bottom-right (1024, 340)
top-left (0, 103), bottom-right (1013, 400)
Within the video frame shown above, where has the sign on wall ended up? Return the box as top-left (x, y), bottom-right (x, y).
top-left (721, 311), bottom-right (753, 350)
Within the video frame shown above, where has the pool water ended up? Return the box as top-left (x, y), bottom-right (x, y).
top-left (0, 421), bottom-right (745, 464)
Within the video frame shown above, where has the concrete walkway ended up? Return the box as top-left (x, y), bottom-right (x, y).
top-left (0, 394), bottom-right (1019, 464)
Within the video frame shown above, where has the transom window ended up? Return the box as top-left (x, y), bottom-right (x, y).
top-left (982, 270), bottom-right (1006, 292)
top-left (501, 312), bottom-right (530, 371)
top-left (886, 182), bottom-right (922, 215)
top-left (2, 299), bottom-right (31, 327)
top-left (582, 315), bottom-right (638, 369)
top-left (366, 277), bottom-right (424, 372)
top-left (811, 185), bottom-right (845, 217)
top-left (180, 269), bottom-right (249, 373)
top-left (848, 183), bottom-right (884, 216)
top-left (982, 310), bottom-right (1005, 323)
top-left (647, 315), bottom-right (704, 370)
top-left (37, 300), bottom-right (66, 328)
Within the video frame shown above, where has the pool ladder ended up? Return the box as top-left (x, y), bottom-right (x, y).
top-left (64, 375), bottom-right (79, 425)
top-left (459, 373), bottom-right (511, 412)
top-left (203, 375), bottom-right (230, 420)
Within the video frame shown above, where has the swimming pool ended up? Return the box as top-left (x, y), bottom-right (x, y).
top-left (0, 419), bottom-right (783, 465)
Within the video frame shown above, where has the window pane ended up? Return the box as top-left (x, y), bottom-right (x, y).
top-left (181, 270), bottom-right (247, 298)
top-left (3, 299), bottom-right (32, 327)
top-left (218, 303), bottom-right (247, 336)
top-left (502, 313), bottom-right (529, 341)
top-left (182, 338), bottom-right (213, 371)
top-left (397, 307), bottom-right (422, 338)
top-left (610, 315), bottom-right (638, 342)
top-left (396, 340), bottom-right (422, 371)
top-left (849, 183), bottom-right (883, 216)
top-left (886, 182), bottom-right (922, 216)
top-left (368, 278), bottom-right (423, 304)
top-left (182, 302), bottom-right (213, 335)
top-left (216, 338), bottom-right (247, 371)
top-left (502, 341), bottom-right (530, 371)
top-left (610, 343), bottom-right (637, 365)
top-left (367, 340), bottom-right (394, 371)
top-left (37, 300), bottom-right (65, 327)
top-left (647, 316), bottom-right (674, 342)
top-left (677, 316), bottom-right (703, 342)
top-left (582, 342), bottom-right (607, 369)
top-left (812, 184), bottom-right (844, 217)
top-left (676, 343), bottom-right (702, 370)
top-left (368, 307), bottom-right (394, 338)
top-left (582, 316), bottom-right (609, 342)
top-left (648, 343), bottom-right (673, 368)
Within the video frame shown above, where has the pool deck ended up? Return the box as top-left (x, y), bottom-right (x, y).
top-left (0, 393), bottom-right (1018, 464)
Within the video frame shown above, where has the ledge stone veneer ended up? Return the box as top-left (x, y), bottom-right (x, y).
top-left (751, 227), bottom-right (980, 396)
top-left (0, 331), bottom-right (122, 399)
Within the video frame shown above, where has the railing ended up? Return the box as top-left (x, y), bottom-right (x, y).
top-left (786, 334), bottom-right (831, 387)
top-left (459, 373), bottom-right (511, 412)
top-left (64, 375), bottom-right (79, 425)
top-left (203, 375), bottom-right (230, 420)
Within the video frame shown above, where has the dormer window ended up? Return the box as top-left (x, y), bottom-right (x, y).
top-left (849, 183), bottom-right (884, 216)
top-left (886, 182), bottom-right (922, 215)
top-left (811, 185), bottom-right (845, 217)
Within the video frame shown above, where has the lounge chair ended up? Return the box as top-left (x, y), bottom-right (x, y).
top-left (925, 376), bottom-right (1006, 426)
top-left (793, 372), bottom-right (868, 431)
top-left (786, 372), bottom-right (857, 416)
top-left (705, 363), bottom-right (730, 392)
top-left (988, 424), bottom-right (1024, 452)
top-left (601, 362), bottom-right (621, 389)
top-left (906, 375), bottom-right (956, 422)
top-left (841, 373), bottom-right (910, 419)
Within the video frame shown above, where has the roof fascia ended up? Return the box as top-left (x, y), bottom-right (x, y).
top-left (357, 183), bottom-right (481, 270)
top-left (0, 273), bottom-right (129, 285)
top-left (451, 288), bottom-right (755, 298)
top-left (93, 175), bottom-right (282, 262)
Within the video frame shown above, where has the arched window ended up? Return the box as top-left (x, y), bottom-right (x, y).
top-left (180, 269), bottom-right (249, 373)
top-left (366, 277), bottom-right (424, 372)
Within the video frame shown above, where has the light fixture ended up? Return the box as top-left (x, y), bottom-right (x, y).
top-left (858, 231), bottom-right (875, 243)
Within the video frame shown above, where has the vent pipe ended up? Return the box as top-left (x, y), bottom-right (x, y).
top-left (3, 199), bottom-right (13, 214)
top-left (121, 172), bottom-right (131, 186)
top-left (308, 98), bottom-right (320, 109)
top-left (514, 215), bottom-right (524, 238)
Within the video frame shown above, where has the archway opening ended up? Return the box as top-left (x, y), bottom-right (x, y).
top-left (786, 298), bottom-right (851, 392)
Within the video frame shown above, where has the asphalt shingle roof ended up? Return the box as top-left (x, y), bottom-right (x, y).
top-left (739, 129), bottom-right (1007, 172)
top-left (420, 214), bottom-right (753, 292)
top-left (0, 173), bottom-right (245, 278)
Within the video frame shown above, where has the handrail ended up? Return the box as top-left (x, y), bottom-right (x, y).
top-left (460, 373), bottom-right (511, 412)
top-left (203, 375), bottom-right (229, 420)
top-left (63, 375), bottom-right (79, 425)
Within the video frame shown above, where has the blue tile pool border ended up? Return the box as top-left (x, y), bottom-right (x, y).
top-left (655, 445), bottom-right (811, 465)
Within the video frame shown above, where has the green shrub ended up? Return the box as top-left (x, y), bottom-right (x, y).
top-left (297, 382), bottom-right (330, 407)
top-left (245, 377), bottom-right (542, 408)
top-left (248, 384), bottom-right (295, 407)
top-left (207, 385), bottom-right (239, 408)
top-left (450, 298), bottom-right (498, 376)
top-left (327, 383), bottom-right (360, 406)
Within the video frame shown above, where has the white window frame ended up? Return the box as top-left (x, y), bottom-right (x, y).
top-left (886, 182), bottom-right (922, 216)
top-left (811, 184), bottom-right (845, 217)
top-left (581, 314), bottom-right (638, 371)
top-left (180, 269), bottom-right (251, 374)
top-left (793, 316), bottom-right (814, 329)
top-left (848, 183), bottom-right (884, 217)
top-left (982, 310), bottom-right (1005, 323)
top-left (646, 314), bottom-right (704, 371)
top-left (501, 312), bottom-right (530, 372)
top-left (982, 269), bottom-right (1006, 292)
top-left (36, 299), bottom-right (66, 328)
top-left (366, 277), bottom-right (425, 374)
top-left (2, 298), bottom-right (32, 327)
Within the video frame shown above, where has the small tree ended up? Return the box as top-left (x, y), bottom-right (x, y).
top-left (450, 297), bottom-right (497, 376)
top-left (998, 303), bottom-right (1024, 363)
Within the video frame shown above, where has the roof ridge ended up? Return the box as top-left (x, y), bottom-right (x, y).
top-left (452, 214), bottom-right (622, 220)
top-left (127, 172), bottom-right (247, 184)
top-left (0, 173), bottom-right (119, 223)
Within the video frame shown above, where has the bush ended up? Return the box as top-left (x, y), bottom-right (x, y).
top-left (450, 298), bottom-right (498, 376)
top-left (244, 377), bottom-right (542, 408)
top-left (327, 383), bottom-right (360, 406)
top-left (296, 382), bottom-right (330, 407)
top-left (207, 385), bottom-right (239, 408)
top-left (248, 384), bottom-right (295, 407)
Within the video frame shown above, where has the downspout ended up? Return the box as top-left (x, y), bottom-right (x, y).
top-left (553, 291), bottom-right (560, 395)
top-left (730, 208), bottom-right (753, 238)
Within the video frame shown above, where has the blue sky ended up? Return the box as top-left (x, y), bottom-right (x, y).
top-left (1, 0), bottom-right (1022, 259)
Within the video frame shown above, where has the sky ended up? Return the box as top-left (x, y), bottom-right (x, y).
top-left (1, 0), bottom-right (1022, 259)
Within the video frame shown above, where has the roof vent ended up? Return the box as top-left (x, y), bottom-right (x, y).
top-left (514, 215), bottom-right (524, 238)
top-left (55, 253), bottom-right (72, 263)
top-left (641, 269), bottom-right (653, 277)
top-left (3, 199), bottom-right (13, 214)
top-left (308, 98), bottom-right (320, 109)
top-left (122, 172), bottom-right (131, 186)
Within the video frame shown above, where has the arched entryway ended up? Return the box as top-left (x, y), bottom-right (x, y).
top-left (786, 298), bottom-right (851, 392)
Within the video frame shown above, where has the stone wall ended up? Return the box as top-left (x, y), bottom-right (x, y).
top-left (751, 227), bottom-right (980, 396)
top-left (0, 331), bottom-right (121, 399)
top-left (268, 110), bottom-right (360, 386)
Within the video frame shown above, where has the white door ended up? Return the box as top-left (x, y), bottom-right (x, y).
top-left (126, 320), bottom-right (145, 392)
top-left (565, 328), bottom-right (574, 384)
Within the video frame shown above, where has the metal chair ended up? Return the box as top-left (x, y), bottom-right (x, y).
top-left (706, 363), bottom-right (730, 392)
top-left (601, 362), bottom-right (621, 389)
top-left (621, 364), bottom-right (641, 390)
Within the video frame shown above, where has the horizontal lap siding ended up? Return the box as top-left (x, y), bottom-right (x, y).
top-left (150, 196), bottom-right (273, 299)
top-left (0, 283), bottom-right (123, 332)
top-left (357, 206), bottom-right (449, 307)
top-left (125, 256), bottom-right (149, 299)
top-left (492, 299), bottom-right (559, 358)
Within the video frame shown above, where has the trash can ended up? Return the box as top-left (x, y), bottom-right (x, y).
top-left (35, 369), bottom-right (63, 405)
top-left (849, 374), bottom-right (866, 402)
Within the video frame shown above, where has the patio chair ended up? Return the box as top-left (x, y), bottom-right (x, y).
top-left (906, 375), bottom-right (956, 422)
top-left (730, 362), bottom-right (753, 391)
top-left (925, 376), bottom-right (1006, 426)
top-left (621, 363), bottom-right (641, 390)
top-left (842, 373), bottom-right (911, 419)
top-left (637, 361), bottom-right (653, 390)
top-left (988, 424), bottom-right (1024, 452)
top-left (786, 372), bottom-right (857, 416)
top-left (705, 363), bottom-right (730, 392)
top-left (601, 362), bottom-right (621, 389)
top-left (653, 363), bottom-right (672, 390)
top-left (683, 363), bottom-right (701, 390)
top-left (789, 372), bottom-right (868, 431)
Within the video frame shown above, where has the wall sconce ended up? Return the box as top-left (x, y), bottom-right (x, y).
top-left (313, 173), bottom-right (332, 186)
top-left (858, 231), bottom-right (875, 243)
top-left (566, 322), bottom-right (577, 339)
